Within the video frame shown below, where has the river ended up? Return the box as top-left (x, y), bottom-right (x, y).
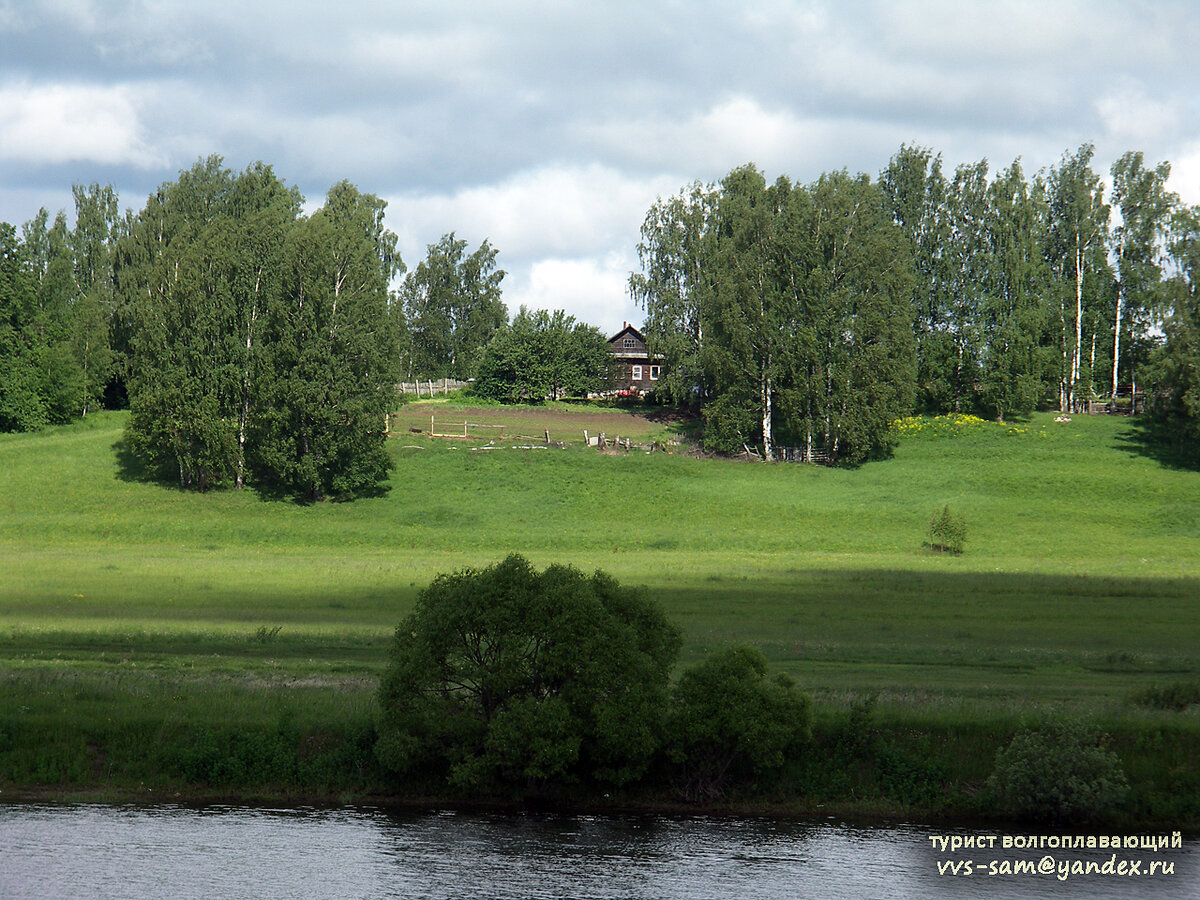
top-left (1, 804), bottom-right (1194, 899)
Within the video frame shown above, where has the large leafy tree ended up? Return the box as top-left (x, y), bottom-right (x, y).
top-left (401, 232), bottom-right (505, 379)
top-left (629, 182), bottom-right (716, 405)
top-left (473, 306), bottom-right (612, 402)
top-left (880, 144), bottom-right (952, 411)
top-left (1045, 144), bottom-right (1112, 411)
top-left (639, 164), bottom-right (915, 463)
top-left (1146, 204), bottom-right (1200, 454)
top-left (253, 181), bottom-right (401, 500)
top-left (118, 160), bottom-right (400, 500)
top-left (120, 158), bottom-right (303, 490)
top-left (0, 223), bottom-right (48, 431)
top-left (977, 160), bottom-right (1054, 421)
top-left (1109, 152), bottom-right (1176, 399)
top-left (376, 555), bottom-right (681, 793)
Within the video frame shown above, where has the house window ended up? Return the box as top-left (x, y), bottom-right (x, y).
top-left (623, 337), bottom-right (636, 349)
top-left (649, 365), bottom-right (660, 380)
top-left (631, 365), bottom-right (642, 381)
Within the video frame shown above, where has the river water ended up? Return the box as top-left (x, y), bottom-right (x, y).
top-left (1, 804), bottom-right (1194, 899)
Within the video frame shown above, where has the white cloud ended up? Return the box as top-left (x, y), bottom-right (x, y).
top-left (1168, 145), bottom-right (1200, 208)
top-left (505, 253), bottom-right (641, 336)
top-left (0, 80), bottom-right (160, 167)
top-left (575, 95), bottom-right (820, 176)
top-left (1096, 86), bottom-right (1184, 146)
top-left (385, 163), bottom-right (680, 265)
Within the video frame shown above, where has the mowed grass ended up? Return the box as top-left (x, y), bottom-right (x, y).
top-left (2, 405), bottom-right (1199, 721)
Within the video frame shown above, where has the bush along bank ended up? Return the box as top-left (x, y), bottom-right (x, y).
top-left (3, 696), bottom-right (1199, 829)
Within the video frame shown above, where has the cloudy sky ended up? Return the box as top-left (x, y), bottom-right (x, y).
top-left (2, 0), bottom-right (1199, 333)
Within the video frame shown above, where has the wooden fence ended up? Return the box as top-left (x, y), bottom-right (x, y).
top-left (398, 378), bottom-right (469, 397)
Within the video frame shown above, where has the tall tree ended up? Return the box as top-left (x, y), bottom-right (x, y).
top-left (1146, 204), bottom-right (1200, 453)
top-left (69, 183), bottom-right (121, 416)
top-left (796, 170), bottom-right (916, 463)
top-left (977, 160), bottom-right (1054, 420)
top-left (880, 145), bottom-right (952, 412)
top-left (1045, 144), bottom-right (1111, 412)
top-left (253, 181), bottom-right (400, 500)
top-left (401, 233), bottom-right (505, 379)
top-left (629, 182), bottom-right (716, 405)
top-left (701, 165), bottom-right (791, 459)
top-left (940, 160), bottom-right (992, 411)
top-left (120, 158), bottom-right (304, 490)
top-left (0, 223), bottom-right (47, 431)
top-left (1109, 152), bottom-right (1176, 400)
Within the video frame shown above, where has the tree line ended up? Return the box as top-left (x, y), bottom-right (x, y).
top-left (0, 157), bottom-right (612, 497)
top-left (5, 145), bottom-right (1199, 483)
top-left (631, 144), bottom-right (1200, 461)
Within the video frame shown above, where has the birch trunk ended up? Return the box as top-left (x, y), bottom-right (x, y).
top-left (1111, 287), bottom-right (1123, 400)
top-left (761, 366), bottom-right (773, 461)
top-left (1071, 241), bottom-right (1083, 412)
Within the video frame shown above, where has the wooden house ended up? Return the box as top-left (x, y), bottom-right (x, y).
top-left (607, 323), bottom-right (662, 395)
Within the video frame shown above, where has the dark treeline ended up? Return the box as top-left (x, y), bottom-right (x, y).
top-left (631, 144), bottom-right (1200, 461)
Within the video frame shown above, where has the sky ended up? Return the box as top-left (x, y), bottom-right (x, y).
top-left (2, 0), bottom-right (1199, 334)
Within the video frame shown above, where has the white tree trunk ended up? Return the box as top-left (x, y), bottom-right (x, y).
top-left (1071, 241), bottom-right (1083, 412)
top-left (761, 368), bottom-right (773, 461)
top-left (1111, 289), bottom-right (1123, 400)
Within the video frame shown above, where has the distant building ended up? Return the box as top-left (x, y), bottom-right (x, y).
top-left (607, 323), bottom-right (662, 395)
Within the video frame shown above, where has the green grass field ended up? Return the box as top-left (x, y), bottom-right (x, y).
top-left (2, 402), bottom-right (1199, 811)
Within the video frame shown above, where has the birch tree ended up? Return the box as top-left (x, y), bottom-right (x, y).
top-left (254, 182), bottom-right (400, 500)
top-left (1109, 152), bottom-right (1176, 400)
top-left (629, 182), bottom-right (717, 405)
top-left (1045, 145), bottom-right (1111, 412)
top-left (401, 233), bottom-right (504, 379)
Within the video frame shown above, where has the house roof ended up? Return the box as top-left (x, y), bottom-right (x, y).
top-left (607, 322), bottom-right (647, 344)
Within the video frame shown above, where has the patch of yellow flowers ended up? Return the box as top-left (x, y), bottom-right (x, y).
top-left (891, 414), bottom-right (1045, 439)
top-left (891, 413), bottom-right (989, 437)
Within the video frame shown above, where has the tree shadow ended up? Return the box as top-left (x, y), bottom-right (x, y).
top-left (112, 437), bottom-right (175, 487)
top-left (1113, 416), bottom-right (1200, 472)
top-left (113, 437), bottom-right (394, 503)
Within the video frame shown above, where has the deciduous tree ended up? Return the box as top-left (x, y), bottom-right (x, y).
top-left (376, 555), bottom-right (681, 793)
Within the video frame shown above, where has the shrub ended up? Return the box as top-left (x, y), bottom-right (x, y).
top-left (376, 555), bottom-right (681, 794)
top-left (986, 720), bottom-right (1129, 823)
top-left (666, 645), bottom-right (812, 801)
top-left (1131, 680), bottom-right (1200, 712)
top-left (927, 505), bottom-right (967, 554)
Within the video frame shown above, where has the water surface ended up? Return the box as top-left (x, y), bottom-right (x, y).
top-left (1, 804), bottom-right (1194, 899)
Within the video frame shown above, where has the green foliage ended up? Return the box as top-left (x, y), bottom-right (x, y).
top-left (1146, 204), bottom-right (1200, 455)
top-left (473, 307), bottom-right (613, 402)
top-left (117, 160), bottom-right (398, 499)
top-left (1131, 681), bottom-right (1200, 712)
top-left (252, 181), bottom-right (400, 500)
top-left (376, 555), bottom-right (681, 793)
top-left (986, 719), bottom-right (1129, 823)
top-left (666, 645), bottom-right (811, 801)
top-left (927, 505), bottom-right (967, 554)
top-left (401, 232), bottom-right (506, 379)
top-left (629, 182), bottom-right (714, 405)
top-left (635, 164), bottom-right (915, 463)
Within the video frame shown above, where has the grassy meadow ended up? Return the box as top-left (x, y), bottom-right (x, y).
top-left (2, 400), bottom-right (1199, 814)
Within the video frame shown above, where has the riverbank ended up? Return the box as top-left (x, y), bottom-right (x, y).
top-left (4, 702), bottom-right (1198, 830)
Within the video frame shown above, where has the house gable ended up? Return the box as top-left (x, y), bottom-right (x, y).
top-left (607, 323), bottom-right (661, 394)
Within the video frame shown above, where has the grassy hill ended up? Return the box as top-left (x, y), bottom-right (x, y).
top-left (2, 403), bottom-right (1198, 813)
